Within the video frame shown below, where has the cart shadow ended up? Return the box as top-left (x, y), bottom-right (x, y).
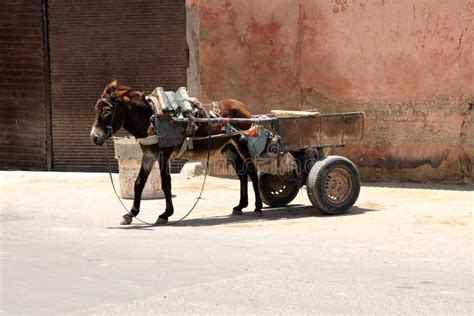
top-left (107, 204), bottom-right (380, 230)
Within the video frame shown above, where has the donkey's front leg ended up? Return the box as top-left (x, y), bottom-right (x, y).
top-left (156, 150), bottom-right (174, 225)
top-left (120, 155), bottom-right (154, 225)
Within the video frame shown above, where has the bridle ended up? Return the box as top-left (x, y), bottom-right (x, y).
top-left (96, 97), bottom-right (119, 140)
top-left (97, 90), bottom-right (213, 226)
top-left (101, 97), bottom-right (213, 226)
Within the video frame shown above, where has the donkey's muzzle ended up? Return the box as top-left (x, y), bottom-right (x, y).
top-left (90, 127), bottom-right (106, 146)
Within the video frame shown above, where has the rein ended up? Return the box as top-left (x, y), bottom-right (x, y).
top-left (104, 114), bottom-right (213, 226)
top-left (99, 97), bottom-right (119, 141)
top-left (102, 95), bottom-right (155, 225)
top-left (105, 141), bottom-right (154, 225)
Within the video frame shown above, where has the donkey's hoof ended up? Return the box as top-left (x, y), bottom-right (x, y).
top-left (253, 211), bottom-right (263, 217)
top-left (232, 208), bottom-right (243, 216)
top-left (155, 217), bottom-right (168, 225)
top-left (120, 214), bottom-right (133, 225)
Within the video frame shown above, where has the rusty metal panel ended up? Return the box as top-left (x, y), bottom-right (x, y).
top-left (0, 0), bottom-right (48, 170)
top-left (278, 117), bottom-right (302, 151)
top-left (342, 112), bottom-right (365, 144)
top-left (48, 0), bottom-right (187, 171)
top-left (320, 114), bottom-right (344, 146)
top-left (298, 116), bottom-right (322, 148)
top-left (278, 116), bottom-right (320, 151)
top-left (279, 112), bottom-right (364, 151)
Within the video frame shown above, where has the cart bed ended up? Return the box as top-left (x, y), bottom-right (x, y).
top-left (276, 112), bottom-right (364, 151)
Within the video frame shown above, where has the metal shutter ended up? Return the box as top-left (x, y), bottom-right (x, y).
top-left (48, 0), bottom-right (187, 171)
top-left (170, 158), bottom-right (187, 174)
top-left (0, 0), bottom-right (49, 170)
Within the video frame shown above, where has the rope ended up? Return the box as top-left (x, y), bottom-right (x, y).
top-left (105, 140), bottom-right (154, 225)
top-left (104, 116), bottom-right (212, 226)
top-left (170, 117), bottom-right (212, 225)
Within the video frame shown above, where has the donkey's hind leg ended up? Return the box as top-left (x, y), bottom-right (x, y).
top-left (245, 159), bottom-right (263, 216)
top-left (121, 155), bottom-right (154, 225)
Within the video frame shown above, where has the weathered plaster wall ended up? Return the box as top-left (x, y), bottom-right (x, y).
top-left (187, 0), bottom-right (474, 183)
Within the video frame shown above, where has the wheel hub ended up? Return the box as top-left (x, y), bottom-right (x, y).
top-left (323, 168), bottom-right (352, 204)
top-left (268, 175), bottom-right (288, 196)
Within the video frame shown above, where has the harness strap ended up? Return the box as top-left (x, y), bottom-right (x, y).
top-left (175, 137), bottom-right (191, 159)
top-left (100, 98), bottom-right (119, 140)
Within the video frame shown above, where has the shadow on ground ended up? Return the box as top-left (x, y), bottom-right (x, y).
top-left (362, 182), bottom-right (473, 191)
top-left (107, 204), bottom-right (380, 230)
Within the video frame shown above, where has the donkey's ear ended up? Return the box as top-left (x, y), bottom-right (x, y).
top-left (104, 79), bottom-right (118, 95)
top-left (114, 87), bottom-right (129, 98)
top-left (107, 79), bottom-right (118, 89)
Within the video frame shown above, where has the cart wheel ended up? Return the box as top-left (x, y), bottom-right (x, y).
top-left (306, 156), bottom-right (360, 215)
top-left (258, 173), bottom-right (300, 207)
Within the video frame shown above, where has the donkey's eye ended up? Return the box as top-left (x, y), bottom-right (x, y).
top-left (101, 107), bottom-right (112, 115)
top-left (100, 111), bottom-right (110, 119)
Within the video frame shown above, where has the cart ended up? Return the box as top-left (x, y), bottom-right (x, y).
top-left (255, 110), bottom-right (365, 215)
top-left (190, 110), bottom-right (365, 215)
top-left (145, 88), bottom-right (364, 215)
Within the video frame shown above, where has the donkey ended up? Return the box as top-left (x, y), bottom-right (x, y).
top-left (90, 80), bottom-right (263, 225)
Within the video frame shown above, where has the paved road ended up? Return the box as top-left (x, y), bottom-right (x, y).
top-left (1, 171), bottom-right (472, 314)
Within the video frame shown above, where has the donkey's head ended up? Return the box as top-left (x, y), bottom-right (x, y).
top-left (91, 79), bottom-right (151, 146)
top-left (90, 80), bottom-right (126, 146)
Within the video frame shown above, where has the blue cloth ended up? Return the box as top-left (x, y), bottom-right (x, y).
top-left (243, 129), bottom-right (269, 158)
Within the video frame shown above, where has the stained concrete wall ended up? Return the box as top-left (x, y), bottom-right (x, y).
top-left (187, 0), bottom-right (474, 183)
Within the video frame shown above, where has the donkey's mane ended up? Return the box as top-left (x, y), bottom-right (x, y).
top-left (101, 80), bottom-right (148, 109)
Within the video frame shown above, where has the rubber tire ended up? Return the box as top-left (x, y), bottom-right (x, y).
top-left (306, 155), bottom-right (360, 215)
top-left (258, 173), bottom-right (300, 207)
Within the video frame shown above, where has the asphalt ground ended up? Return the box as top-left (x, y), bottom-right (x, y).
top-left (1, 171), bottom-right (472, 315)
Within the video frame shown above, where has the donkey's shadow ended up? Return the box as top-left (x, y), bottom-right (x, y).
top-left (107, 204), bottom-right (379, 230)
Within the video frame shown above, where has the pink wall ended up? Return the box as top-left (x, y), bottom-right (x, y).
top-left (188, 0), bottom-right (474, 182)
